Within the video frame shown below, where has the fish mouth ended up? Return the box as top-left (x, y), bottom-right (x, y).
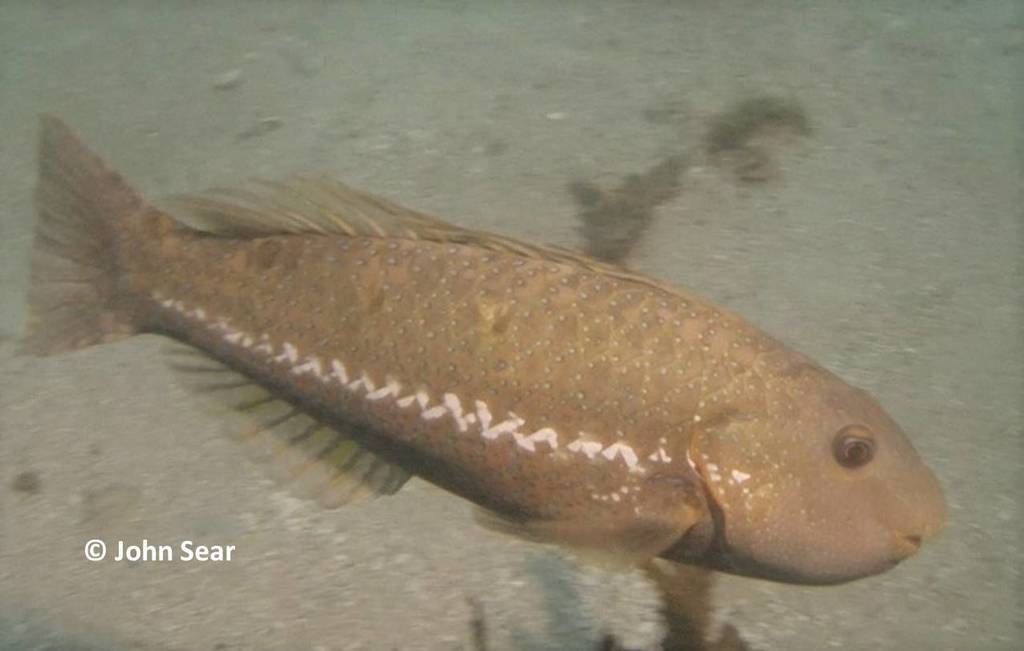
top-left (892, 534), bottom-right (923, 560)
top-left (875, 534), bottom-right (924, 573)
top-left (902, 534), bottom-right (923, 550)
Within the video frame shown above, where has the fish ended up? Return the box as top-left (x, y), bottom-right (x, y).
top-left (23, 116), bottom-right (945, 585)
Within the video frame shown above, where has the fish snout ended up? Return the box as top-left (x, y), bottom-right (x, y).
top-left (916, 470), bottom-right (947, 543)
top-left (893, 469), bottom-right (946, 559)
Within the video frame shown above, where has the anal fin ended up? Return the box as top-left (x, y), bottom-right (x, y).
top-left (164, 343), bottom-right (411, 508)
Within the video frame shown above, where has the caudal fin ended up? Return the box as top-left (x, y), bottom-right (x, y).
top-left (23, 116), bottom-right (148, 355)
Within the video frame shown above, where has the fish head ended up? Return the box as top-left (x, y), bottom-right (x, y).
top-left (687, 356), bottom-right (946, 585)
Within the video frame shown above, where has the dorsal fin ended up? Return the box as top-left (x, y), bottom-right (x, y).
top-left (171, 177), bottom-right (456, 238)
top-left (169, 176), bottom-right (679, 291)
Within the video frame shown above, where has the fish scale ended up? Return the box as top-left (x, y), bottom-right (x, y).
top-left (139, 229), bottom-right (716, 522)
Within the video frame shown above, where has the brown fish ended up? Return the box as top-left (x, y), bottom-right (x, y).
top-left (24, 117), bottom-right (945, 585)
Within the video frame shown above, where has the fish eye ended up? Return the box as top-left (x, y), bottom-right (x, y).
top-left (833, 425), bottom-right (875, 469)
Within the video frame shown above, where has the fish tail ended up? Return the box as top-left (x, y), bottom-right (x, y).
top-left (23, 116), bottom-right (166, 355)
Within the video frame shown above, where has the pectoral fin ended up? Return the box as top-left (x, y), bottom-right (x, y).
top-left (475, 473), bottom-right (705, 565)
top-left (163, 343), bottom-right (411, 508)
